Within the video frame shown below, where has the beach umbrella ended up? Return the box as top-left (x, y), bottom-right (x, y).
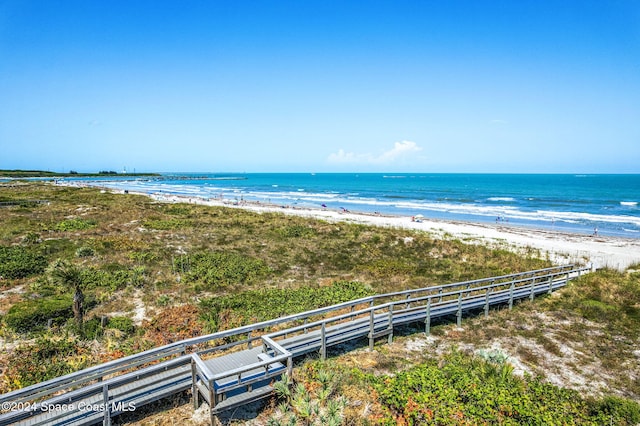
top-left (414, 214), bottom-right (424, 218)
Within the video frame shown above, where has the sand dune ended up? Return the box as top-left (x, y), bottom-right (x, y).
top-left (146, 192), bottom-right (640, 272)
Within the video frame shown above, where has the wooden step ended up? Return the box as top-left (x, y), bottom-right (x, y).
top-left (211, 385), bottom-right (274, 414)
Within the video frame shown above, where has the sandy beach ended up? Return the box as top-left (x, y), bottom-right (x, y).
top-left (137, 190), bottom-right (640, 272)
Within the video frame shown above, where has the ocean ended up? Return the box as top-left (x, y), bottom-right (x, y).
top-left (66, 173), bottom-right (640, 238)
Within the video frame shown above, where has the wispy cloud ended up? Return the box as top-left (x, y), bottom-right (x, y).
top-left (328, 140), bottom-right (423, 165)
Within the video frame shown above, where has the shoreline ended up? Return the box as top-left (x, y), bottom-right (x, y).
top-left (135, 188), bottom-right (640, 272)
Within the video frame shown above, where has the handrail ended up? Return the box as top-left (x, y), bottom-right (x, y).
top-left (266, 265), bottom-right (589, 339)
top-left (1, 264), bottom-right (586, 407)
top-left (376, 264), bottom-right (576, 301)
top-left (0, 345), bottom-right (187, 404)
top-left (261, 336), bottom-right (290, 357)
top-left (191, 354), bottom-right (215, 382)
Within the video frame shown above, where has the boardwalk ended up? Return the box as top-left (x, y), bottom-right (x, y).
top-left (0, 264), bottom-right (589, 426)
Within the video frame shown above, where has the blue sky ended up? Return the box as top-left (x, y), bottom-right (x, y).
top-left (1, 0), bottom-right (639, 173)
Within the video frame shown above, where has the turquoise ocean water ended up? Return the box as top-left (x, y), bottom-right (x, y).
top-left (67, 173), bottom-right (640, 238)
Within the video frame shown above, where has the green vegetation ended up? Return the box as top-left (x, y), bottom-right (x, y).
top-left (200, 281), bottom-right (374, 331)
top-left (4, 295), bottom-right (73, 332)
top-left (177, 251), bottom-right (271, 290)
top-left (75, 246), bottom-right (95, 257)
top-left (0, 245), bottom-right (47, 279)
top-left (370, 351), bottom-right (640, 425)
top-left (47, 260), bottom-right (86, 330)
top-left (106, 316), bottom-right (135, 334)
top-left (268, 356), bottom-right (640, 425)
top-left (142, 217), bottom-right (190, 230)
top-left (378, 351), bottom-right (567, 424)
top-left (270, 368), bottom-right (347, 426)
top-left (52, 218), bottom-right (96, 232)
top-left (546, 268), bottom-right (640, 334)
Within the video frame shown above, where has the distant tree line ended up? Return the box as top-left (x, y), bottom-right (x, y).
top-left (0, 169), bottom-right (159, 177)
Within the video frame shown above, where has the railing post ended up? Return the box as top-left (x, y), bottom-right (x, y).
top-left (438, 288), bottom-right (443, 303)
top-left (529, 278), bottom-right (535, 301)
top-left (456, 293), bottom-right (462, 327)
top-left (303, 318), bottom-right (308, 334)
top-left (102, 383), bottom-right (110, 426)
top-left (548, 275), bottom-right (553, 294)
top-left (387, 304), bottom-right (394, 344)
top-left (509, 281), bottom-right (515, 310)
top-left (247, 331), bottom-right (252, 349)
top-left (405, 293), bottom-right (411, 309)
top-left (369, 309), bottom-right (375, 351)
top-left (320, 322), bottom-right (326, 361)
top-left (425, 298), bottom-right (431, 335)
top-left (191, 359), bottom-right (200, 409)
top-left (287, 355), bottom-right (293, 377)
top-left (484, 288), bottom-right (490, 317)
top-left (209, 378), bottom-right (217, 426)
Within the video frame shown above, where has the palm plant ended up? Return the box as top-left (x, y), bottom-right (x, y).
top-left (48, 259), bottom-right (85, 330)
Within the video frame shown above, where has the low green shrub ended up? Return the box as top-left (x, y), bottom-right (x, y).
top-left (200, 281), bottom-right (374, 331)
top-left (545, 269), bottom-right (640, 334)
top-left (278, 224), bottom-right (316, 238)
top-left (107, 316), bottom-right (135, 335)
top-left (81, 317), bottom-right (104, 339)
top-left (0, 245), bottom-right (47, 279)
top-left (176, 251), bottom-right (271, 289)
top-left (589, 395), bottom-right (640, 426)
top-left (80, 267), bottom-right (132, 292)
top-left (76, 316), bottom-right (135, 340)
top-left (75, 246), bottom-right (95, 257)
top-left (163, 205), bottom-right (192, 216)
top-left (372, 350), bottom-right (640, 425)
top-left (579, 299), bottom-right (616, 322)
top-left (4, 295), bottom-right (73, 332)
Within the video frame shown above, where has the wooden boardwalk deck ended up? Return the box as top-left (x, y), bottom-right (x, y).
top-left (0, 264), bottom-right (590, 426)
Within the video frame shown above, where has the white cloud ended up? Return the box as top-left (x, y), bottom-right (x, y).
top-left (328, 140), bottom-right (423, 165)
